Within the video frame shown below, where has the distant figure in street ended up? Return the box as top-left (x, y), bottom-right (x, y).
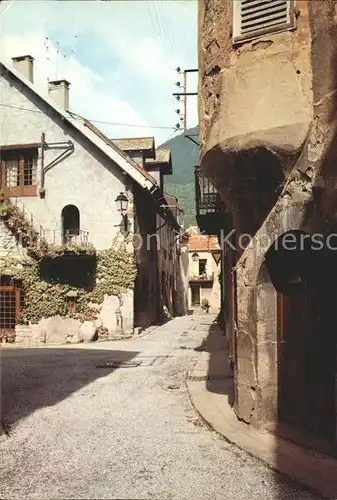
top-left (163, 305), bottom-right (172, 320)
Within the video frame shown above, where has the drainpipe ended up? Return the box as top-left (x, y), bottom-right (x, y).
top-left (221, 233), bottom-right (226, 329)
top-left (39, 132), bottom-right (45, 197)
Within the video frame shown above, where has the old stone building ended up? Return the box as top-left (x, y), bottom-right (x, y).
top-left (0, 55), bottom-right (183, 344)
top-left (198, 0), bottom-right (337, 454)
top-left (111, 139), bottom-right (186, 328)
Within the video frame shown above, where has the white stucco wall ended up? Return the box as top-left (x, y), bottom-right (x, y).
top-left (187, 250), bottom-right (220, 310)
top-left (0, 70), bottom-right (137, 339)
top-left (0, 72), bottom-right (129, 250)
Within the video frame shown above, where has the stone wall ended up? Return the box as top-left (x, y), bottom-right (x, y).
top-left (198, 0), bottom-right (312, 160)
top-left (198, 0), bottom-right (337, 446)
top-left (0, 219), bottom-right (26, 258)
top-left (14, 289), bottom-right (135, 346)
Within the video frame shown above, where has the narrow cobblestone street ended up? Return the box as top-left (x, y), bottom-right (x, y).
top-left (0, 315), bottom-right (321, 500)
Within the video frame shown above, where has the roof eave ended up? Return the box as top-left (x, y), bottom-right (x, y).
top-left (0, 61), bottom-right (157, 193)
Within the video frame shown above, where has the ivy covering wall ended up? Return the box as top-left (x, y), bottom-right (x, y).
top-left (0, 194), bottom-right (136, 325)
top-left (0, 244), bottom-right (137, 325)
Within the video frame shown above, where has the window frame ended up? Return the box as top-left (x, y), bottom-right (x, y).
top-left (0, 283), bottom-right (22, 331)
top-left (199, 258), bottom-right (207, 276)
top-left (233, 0), bottom-right (296, 45)
top-left (0, 147), bottom-right (38, 197)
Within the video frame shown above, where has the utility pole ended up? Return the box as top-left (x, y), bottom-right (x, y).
top-left (173, 68), bottom-right (198, 146)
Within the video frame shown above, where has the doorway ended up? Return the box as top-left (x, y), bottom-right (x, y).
top-left (191, 284), bottom-right (200, 306)
top-left (61, 205), bottom-right (80, 244)
top-left (266, 232), bottom-right (335, 449)
top-left (277, 282), bottom-right (334, 447)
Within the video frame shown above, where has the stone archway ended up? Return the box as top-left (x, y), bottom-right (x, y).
top-left (254, 230), bottom-right (336, 451)
top-left (233, 197), bottom-right (322, 427)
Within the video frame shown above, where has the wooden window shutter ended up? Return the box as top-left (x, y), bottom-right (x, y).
top-left (233, 0), bottom-right (295, 44)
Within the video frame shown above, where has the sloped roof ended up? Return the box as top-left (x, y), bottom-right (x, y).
top-left (186, 227), bottom-right (219, 251)
top-left (83, 121), bottom-right (157, 184)
top-left (146, 147), bottom-right (172, 175)
top-left (111, 137), bottom-right (155, 159)
top-left (0, 59), bottom-right (158, 192)
top-left (147, 147), bottom-right (171, 165)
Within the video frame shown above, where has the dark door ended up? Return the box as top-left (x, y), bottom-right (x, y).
top-left (191, 285), bottom-right (200, 306)
top-left (277, 284), bottom-right (310, 431)
top-left (277, 277), bottom-right (334, 444)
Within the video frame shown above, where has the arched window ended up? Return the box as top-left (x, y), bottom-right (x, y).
top-left (61, 205), bottom-right (80, 244)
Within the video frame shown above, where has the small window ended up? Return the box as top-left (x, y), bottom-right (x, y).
top-left (199, 259), bottom-right (207, 276)
top-left (0, 148), bottom-right (38, 196)
top-left (233, 0), bottom-right (295, 44)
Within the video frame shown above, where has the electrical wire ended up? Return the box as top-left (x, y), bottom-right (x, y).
top-left (0, 103), bottom-right (176, 130)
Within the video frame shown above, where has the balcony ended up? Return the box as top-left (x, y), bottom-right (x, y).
top-left (195, 166), bottom-right (231, 234)
top-left (189, 272), bottom-right (214, 284)
top-left (43, 229), bottom-right (90, 246)
top-left (42, 229), bottom-right (95, 257)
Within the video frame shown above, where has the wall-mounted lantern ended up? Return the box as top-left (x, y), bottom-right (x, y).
top-left (192, 251), bottom-right (199, 262)
top-left (115, 192), bottom-right (128, 232)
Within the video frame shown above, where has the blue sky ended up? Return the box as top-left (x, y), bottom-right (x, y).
top-left (0, 0), bottom-right (198, 145)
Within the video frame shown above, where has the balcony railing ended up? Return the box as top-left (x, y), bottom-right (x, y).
top-left (195, 166), bottom-right (226, 216)
top-left (195, 166), bottom-right (231, 234)
top-left (189, 272), bottom-right (214, 283)
top-left (42, 229), bottom-right (90, 247)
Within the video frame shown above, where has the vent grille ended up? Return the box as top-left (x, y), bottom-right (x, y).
top-left (233, 0), bottom-right (295, 43)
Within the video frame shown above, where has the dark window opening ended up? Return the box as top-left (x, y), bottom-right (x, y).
top-left (199, 259), bottom-right (207, 276)
top-left (39, 257), bottom-right (96, 289)
top-left (61, 204), bottom-right (80, 244)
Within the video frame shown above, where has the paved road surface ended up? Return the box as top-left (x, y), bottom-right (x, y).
top-left (0, 314), bottom-right (321, 499)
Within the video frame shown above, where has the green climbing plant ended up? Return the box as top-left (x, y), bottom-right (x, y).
top-left (0, 236), bottom-right (137, 325)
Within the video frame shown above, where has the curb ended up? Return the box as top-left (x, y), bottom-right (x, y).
top-left (186, 361), bottom-right (337, 500)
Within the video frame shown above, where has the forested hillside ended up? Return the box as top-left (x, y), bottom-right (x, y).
top-left (160, 126), bottom-right (198, 227)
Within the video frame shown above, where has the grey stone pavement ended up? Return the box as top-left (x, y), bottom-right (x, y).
top-left (0, 314), bottom-right (322, 500)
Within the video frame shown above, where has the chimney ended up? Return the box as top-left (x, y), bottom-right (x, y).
top-left (48, 79), bottom-right (70, 110)
top-left (12, 55), bottom-right (34, 83)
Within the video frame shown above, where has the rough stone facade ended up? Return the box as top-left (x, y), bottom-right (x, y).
top-left (133, 184), bottom-right (184, 329)
top-left (0, 219), bottom-right (26, 258)
top-left (198, 0), bottom-right (337, 454)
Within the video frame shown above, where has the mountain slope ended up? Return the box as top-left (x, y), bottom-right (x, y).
top-left (160, 126), bottom-right (198, 227)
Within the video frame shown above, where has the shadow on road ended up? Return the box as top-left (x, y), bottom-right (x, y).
top-left (0, 347), bottom-right (139, 430)
top-left (194, 322), bottom-right (234, 405)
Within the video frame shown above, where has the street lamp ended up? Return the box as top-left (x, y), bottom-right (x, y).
top-left (115, 192), bottom-right (128, 215)
top-left (115, 192), bottom-right (129, 231)
top-left (192, 251), bottom-right (199, 262)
